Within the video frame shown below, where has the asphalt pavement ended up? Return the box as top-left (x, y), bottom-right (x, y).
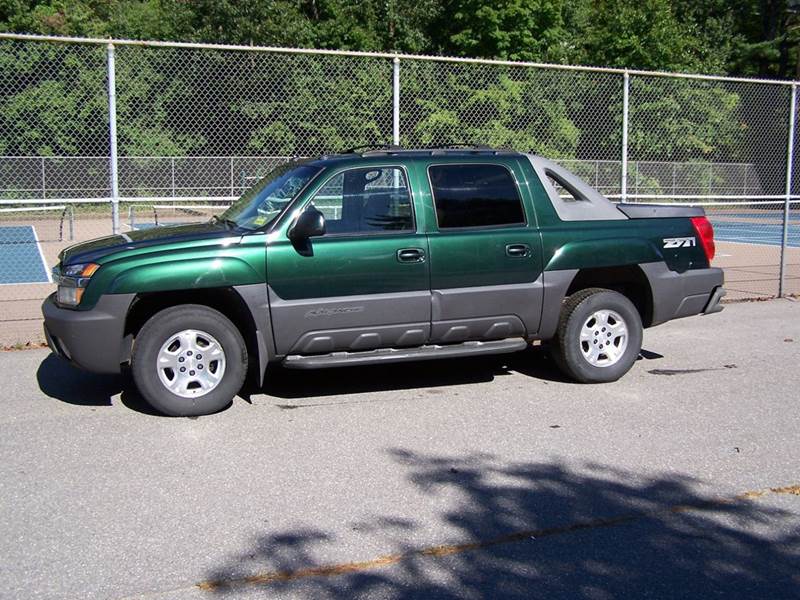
top-left (1, 299), bottom-right (799, 599)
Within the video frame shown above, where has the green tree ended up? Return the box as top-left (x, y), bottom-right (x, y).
top-left (401, 62), bottom-right (598, 156)
top-left (0, 41), bottom-right (107, 154)
top-left (728, 0), bottom-right (798, 79)
top-left (430, 0), bottom-right (573, 62)
top-left (575, 0), bottom-right (723, 72)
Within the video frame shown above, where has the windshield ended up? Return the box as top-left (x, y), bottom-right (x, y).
top-left (219, 162), bottom-right (322, 230)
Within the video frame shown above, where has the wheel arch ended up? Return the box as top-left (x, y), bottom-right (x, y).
top-left (565, 265), bottom-right (654, 328)
top-left (539, 264), bottom-right (654, 341)
top-left (124, 285), bottom-right (271, 385)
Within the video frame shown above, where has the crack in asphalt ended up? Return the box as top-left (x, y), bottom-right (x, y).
top-left (648, 364), bottom-right (737, 376)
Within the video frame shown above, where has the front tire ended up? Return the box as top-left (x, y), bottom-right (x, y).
top-left (131, 305), bottom-right (248, 416)
top-left (552, 288), bottom-right (642, 383)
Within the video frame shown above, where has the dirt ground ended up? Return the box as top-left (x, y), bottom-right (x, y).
top-left (715, 240), bottom-right (800, 300)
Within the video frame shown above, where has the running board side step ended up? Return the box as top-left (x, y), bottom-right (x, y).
top-left (282, 337), bottom-right (529, 369)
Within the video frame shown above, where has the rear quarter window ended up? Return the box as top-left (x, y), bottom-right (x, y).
top-left (428, 164), bottom-right (525, 229)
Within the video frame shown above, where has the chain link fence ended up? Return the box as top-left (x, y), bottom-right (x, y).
top-left (1, 33), bottom-right (799, 343)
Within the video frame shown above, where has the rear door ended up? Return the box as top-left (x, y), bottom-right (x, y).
top-left (422, 160), bottom-right (544, 342)
top-left (266, 164), bottom-right (431, 355)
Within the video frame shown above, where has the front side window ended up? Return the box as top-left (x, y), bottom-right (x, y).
top-left (429, 164), bottom-right (525, 229)
top-left (310, 167), bottom-right (414, 235)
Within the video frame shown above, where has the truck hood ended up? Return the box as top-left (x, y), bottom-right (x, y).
top-left (58, 221), bottom-right (240, 266)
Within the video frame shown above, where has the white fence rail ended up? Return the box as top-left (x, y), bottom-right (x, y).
top-left (0, 156), bottom-right (776, 202)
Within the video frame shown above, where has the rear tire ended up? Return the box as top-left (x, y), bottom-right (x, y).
top-left (131, 304), bottom-right (247, 416)
top-left (552, 288), bottom-right (642, 383)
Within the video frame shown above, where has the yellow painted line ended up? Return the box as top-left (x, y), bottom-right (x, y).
top-left (197, 514), bottom-right (638, 591)
top-left (196, 482), bottom-right (800, 592)
top-left (737, 484), bottom-right (800, 499)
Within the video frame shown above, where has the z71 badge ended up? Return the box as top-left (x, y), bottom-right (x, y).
top-left (305, 306), bottom-right (364, 318)
top-left (663, 237), bottom-right (696, 248)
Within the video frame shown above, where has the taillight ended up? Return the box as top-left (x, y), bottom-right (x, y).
top-left (691, 216), bottom-right (715, 262)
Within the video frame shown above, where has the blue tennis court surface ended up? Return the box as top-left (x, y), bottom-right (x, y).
top-left (127, 222), bottom-right (159, 231)
top-left (710, 219), bottom-right (800, 247)
top-left (126, 222), bottom-right (188, 231)
top-left (0, 226), bottom-right (51, 284)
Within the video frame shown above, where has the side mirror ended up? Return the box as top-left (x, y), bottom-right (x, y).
top-left (289, 207), bottom-right (326, 241)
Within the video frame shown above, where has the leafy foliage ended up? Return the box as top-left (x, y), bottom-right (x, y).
top-left (0, 0), bottom-right (795, 175)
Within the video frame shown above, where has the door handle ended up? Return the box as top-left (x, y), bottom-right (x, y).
top-left (505, 243), bottom-right (531, 258)
top-left (396, 248), bottom-right (425, 263)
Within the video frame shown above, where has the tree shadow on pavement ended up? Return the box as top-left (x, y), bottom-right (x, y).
top-left (201, 452), bottom-right (800, 599)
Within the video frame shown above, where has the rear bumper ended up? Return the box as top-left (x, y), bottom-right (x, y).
top-left (702, 285), bottom-right (726, 315)
top-left (640, 263), bottom-right (725, 326)
top-left (41, 293), bottom-right (135, 374)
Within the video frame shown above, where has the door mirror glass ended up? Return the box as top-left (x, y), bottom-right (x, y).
top-left (289, 206), bottom-right (326, 240)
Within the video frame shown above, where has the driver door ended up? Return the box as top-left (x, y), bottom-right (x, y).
top-left (266, 165), bottom-right (431, 356)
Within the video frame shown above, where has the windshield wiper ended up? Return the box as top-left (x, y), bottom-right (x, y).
top-left (211, 215), bottom-right (238, 229)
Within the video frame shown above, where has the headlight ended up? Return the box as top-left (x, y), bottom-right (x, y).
top-left (61, 263), bottom-right (100, 279)
top-left (54, 263), bottom-right (100, 307)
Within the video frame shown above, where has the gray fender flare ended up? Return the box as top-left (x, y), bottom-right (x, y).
top-left (233, 284), bottom-right (274, 386)
top-left (536, 269), bottom-right (578, 341)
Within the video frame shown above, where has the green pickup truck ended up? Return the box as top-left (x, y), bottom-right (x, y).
top-left (42, 148), bottom-right (724, 416)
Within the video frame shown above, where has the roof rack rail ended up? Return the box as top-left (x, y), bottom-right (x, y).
top-left (343, 143), bottom-right (402, 154)
top-left (419, 143), bottom-right (494, 150)
top-left (337, 143), bottom-right (520, 157)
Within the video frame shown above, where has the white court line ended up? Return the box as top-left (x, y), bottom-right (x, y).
top-left (716, 230), bottom-right (800, 241)
top-left (32, 225), bottom-right (52, 283)
top-left (717, 236), bottom-right (781, 245)
top-left (716, 237), bottom-right (797, 248)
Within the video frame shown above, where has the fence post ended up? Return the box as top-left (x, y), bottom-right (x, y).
top-left (106, 42), bottom-right (120, 235)
top-left (40, 157), bottom-right (46, 199)
top-left (621, 70), bottom-right (629, 202)
top-left (672, 162), bottom-right (677, 196)
top-left (392, 56), bottom-right (401, 146)
top-left (779, 83), bottom-right (797, 297)
top-left (743, 163), bottom-right (748, 196)
top-left (708, 163), bottom-right (713, 194)
top-left (230, 158), bottom-right (235, 197)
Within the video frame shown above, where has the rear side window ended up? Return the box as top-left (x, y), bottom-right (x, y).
top-left (429, 164), bottom-right (525, 229)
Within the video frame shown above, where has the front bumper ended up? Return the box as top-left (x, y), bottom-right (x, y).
top-left (42, 293), bottom-right (135, 374)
